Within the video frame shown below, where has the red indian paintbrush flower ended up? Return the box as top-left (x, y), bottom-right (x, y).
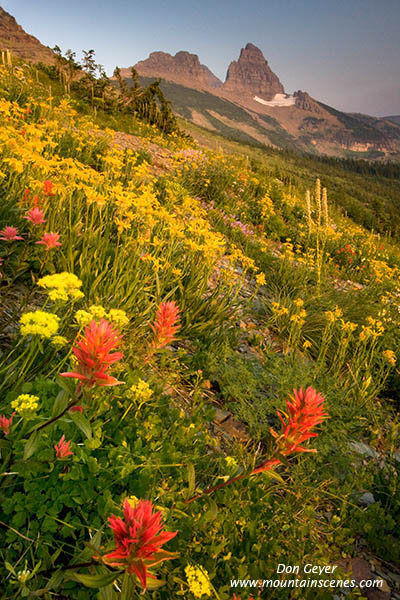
top-left (54, 434), bottom-right (73, 459)
top-left (60, 318), bottom-right (124, 388)
top-left (43, 180), bottom-right (56, 196)
top-left (0, 226), bottom-right (24, 241)
top-left (252, 458), bottom-right (281, 475)
top-left (102, 499), bottom-right (177, 590)
top-left (0, 412), bottom-right (15, 436)
top-left (151, 301), bottom-right (180, 350)
top-left (35, 232), bottom-right (61, 249)
top-left (24, 207), bottom-right (46, 225)
top-left (270, 386), bottom-right (327, 455)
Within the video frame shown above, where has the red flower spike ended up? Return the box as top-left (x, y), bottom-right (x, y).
top-left (0, 412), bottom-right (15, 436)
top-left (102, 499), bottom-right (177, 590)
top-left (35, 232), bottom-right (61, 249)
top-left (151, 301), bottom-right (180, 350)
top-left (43, 180), bottom-right (56, 196)
top-left (252, 458), bottom-right (281, 475)
top-left (0, 226), bottom-right (24, 241)
top-left (270, 387), bottom-right (327, 456)
top-left (69, 405), bottom-right (83, 413)
top-left (60, 319), bottom-right (124, 389)
top-left (24, 207), bottom-right (46, 225)
top-left (54, 434), bottom-right (73, 459)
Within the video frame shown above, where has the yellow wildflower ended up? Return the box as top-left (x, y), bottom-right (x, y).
top-left (107, 308), bottom-right (129, 328)
top-left (303, 340), bottom-right (312, 349)
top-left (340, 320), bottom-right (357, 333)
top-left (51, 336), bottom-right (68, 348)
top-left (127, 495), bottom-right (140, 508)
top-left (20, 311), bottom-right (59, 338)
top-left (294, 298), bottom-right (304, 307)
top-left (74, 310), bottom-right (92, 327)
top-left (128, 379), bottom-right (153, 403)
top-left (11, 394), bottom-right (39, 417)
top-left (38, 273), bottom-right (83, 303)
top-left (382, 350), bottom-right (396, 366)
top-left (256, 272), bottom-right (266, 286)
top-left (185, 565), bottom-right (212, 598)
top-left (88, 305), bottom-right (107, 319)
top-left (325, 306), bottom-right (342, 323)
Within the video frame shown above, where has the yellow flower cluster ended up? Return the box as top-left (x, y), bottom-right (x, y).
top-left (260, 193), bottom-right (275, 220)
top-left (185, 565), bottom-right (212, 598)
top-left (271, 302), bottom-right (289, 317)
top-left (51, 335), bottom-right (68, 348)
top-left (256, 272), bottom-right (266, 286)
top-left (20, 311), bottom-right (59, 338)
top-left (74, 306), bottom-right (129, 328)
top-left (325, 307), bottom-right (343, 323)
top-left (359, 317), bottom-right (384, 341)
top-left (38, 272), bottom-right (84, 302)
top-left (382, 349), bottom-right (396, 366)
top-left (340, 320), bottom-right (357, 333)
top-left (108, 309), bottom-right (130, 328)
top-left (11, 394), bottom-right (39, 417)
top-left (75, 310), bottom-right (93, 328)
top-left (225, 456), bottom-right (238, 468)
top-left (128, 379), bottom-right (153, 402)
top-left (88, 305), bottom-right (106, 320)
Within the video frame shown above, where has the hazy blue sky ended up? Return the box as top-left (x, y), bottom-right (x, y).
top-left (2, 0), bottom-right (400, 116)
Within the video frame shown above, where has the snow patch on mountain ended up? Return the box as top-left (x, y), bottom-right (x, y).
top-left (254, 94), bottom-right (295, 107)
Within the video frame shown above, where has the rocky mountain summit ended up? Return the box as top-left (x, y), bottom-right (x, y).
top-left (127, 50), bottom-right (222, 90)
top-left (294, 90), bottom-right (322, 113)
top-left (0, 6), bottom-right (54, 64)
top-left (222, 42), bottom-right (284, 99)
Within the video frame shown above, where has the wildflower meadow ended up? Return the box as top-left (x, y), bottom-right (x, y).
top-left (0, 57), bottom-right (399, 600)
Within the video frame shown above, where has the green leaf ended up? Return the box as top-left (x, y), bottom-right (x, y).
top-left (72, 571), bottom-right (120, 589)
top-left (23, 431), bottom-right (41, 460)
top-left (46, 569), bottom-right (64, 590)
top-left (145, 577), bottom-right (166, 590)
top-left (71, 411), bottom-right (92, 440)
top-left (258, 469), bottom-right (285, 484)
top-left (52, 390), bottom-right (69, 418)
top-left (56, 375), bottom-right (75, 396)
top-left (121, 572), bottom-right (135, 600)
top-left (203, 498), bottom-right (218, 523)
top-left (187, 463), bottom-right (195, 495)
top-left (0, 438), bottom-right (11, 449)
top-left (98, 585), bottom-right (120, 600)
top-left (5, 562), bottom-right (15, 575)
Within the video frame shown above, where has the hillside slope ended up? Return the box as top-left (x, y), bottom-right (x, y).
top-left (0, 6), bottom-right (55, 64)
top-left (116, 43), bottom-right (400, 160)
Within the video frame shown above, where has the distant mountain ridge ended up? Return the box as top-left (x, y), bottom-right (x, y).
top-left (119, 50), bottom-right (223, 91)
top-left (0, 6), bottom-right (55, 64)
top-left (119, 44), bottom-right (400, 160)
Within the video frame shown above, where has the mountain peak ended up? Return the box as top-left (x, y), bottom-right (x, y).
top-left (0, 6), bottom-right (55, 64)
top-left (133, 50), bottom-right (222, 90)
top-left (223, 43), bottom-right (284, 99)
